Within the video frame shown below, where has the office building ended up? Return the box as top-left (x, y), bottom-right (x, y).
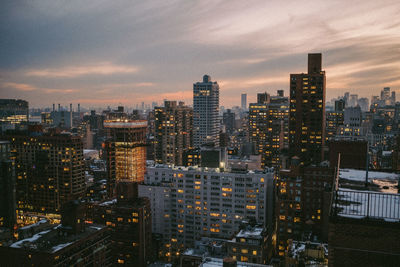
top-left (154, 101), bottom-right (193, 166)
top-left (193, 75), bottom-right (220, 147)
top-left (4, 128), bottom-right (85, 214)
top-left (289, 53), bottom-right (326, 165)
top-left (344, 106), bottom-right (362, 127)
top-left (325, 111), bottom-right (344, 140)
top-left (104, 120), bottom-right (147, 197)
top-left (249, 92), bottom-right (288, 169)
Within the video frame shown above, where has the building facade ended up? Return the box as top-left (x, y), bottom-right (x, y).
top-left (154, 101), bottom-right (193, 166)
top-left (104, 120), bottom-right (147, 197)
top-left (193, 75), bottom-right (220, 147)
top-left (138, 165), bottom-right (275, 258)
top-left (289, 53), bottom-right (326, 165)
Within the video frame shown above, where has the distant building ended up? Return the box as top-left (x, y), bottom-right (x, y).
top-left (223, 109), bottom-right (236, 134)
top-left (0, 99), bottom-right (29, 132)
top-left (154, 101), bottom-right (193, 166)
top-left (193, 75), bottom-right (220, 147)
top-left (289, 53), bottom-right (326, 165)
top-left (325, 111), bottom-right (344, 140)
top-left (344, 106), bottom-right (362, 127)
top-left (104, 120), bottom-right (147, 197)
top-left (358, 97), bottom-right (369, 112)
top-left (249, 92), bottom-right (288, 169)
top-left (334, 99), bottom-right (345, 112)
top-left (241, 94), bottom-right (247, 111)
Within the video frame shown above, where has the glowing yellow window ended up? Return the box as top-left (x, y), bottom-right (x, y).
top-left (253, 250), bottom-right (257, 255)
top-left (241, 249), bottom-right (248, 254)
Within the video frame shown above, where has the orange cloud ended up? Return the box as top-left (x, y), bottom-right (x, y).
top-left (2, 82), bottom-right (37, 91)
top-left (44, 89), bottom-right (79, 94)
top-left (26, 62), bottom-right (139, 78)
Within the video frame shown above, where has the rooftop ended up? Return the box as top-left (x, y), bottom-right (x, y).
top-left (235, 226), bottom-right (264, 239)
top-left (332, 168), bottom-right (400, 222)
top-left (9, 224), bottom-right (106, 253)
top-left (200, 257), bottom-right (272, 267)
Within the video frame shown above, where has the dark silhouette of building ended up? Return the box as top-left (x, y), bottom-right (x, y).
top-left (92, 182), bottom-right (152, 266)
top-left (0, 99), bottom-right (29, 132)
top-left (0, 141), bottom-right (16, 229)
top-left (0, 201), bottom-right (112, 266)
top-left (329, 140), bottom-right (367, 170)
top-left (289, 53), bottom-right (326, 165)
top-left (223, 109), bottom-right (236, 134)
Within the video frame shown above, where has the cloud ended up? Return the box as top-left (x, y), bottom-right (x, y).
top-left (2, 82), bottom-right (37, 91)
top-left (25, 62), bottom-right (139, 78)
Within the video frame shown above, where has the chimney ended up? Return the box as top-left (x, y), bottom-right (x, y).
top-left (58, 104), bottom-right (61, 111)
top-left (78, 103), bottom-right (80, 113)
top-left (52, 104), bottom-right (55, 112)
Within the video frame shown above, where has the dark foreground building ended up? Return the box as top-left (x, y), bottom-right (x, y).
top-left (0, 201), bottom-right (112, 266)
top-left (92, 182), bottom-right (152, 266)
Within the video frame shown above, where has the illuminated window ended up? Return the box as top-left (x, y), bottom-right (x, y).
top-left (241, 249), bottom-right (248, 254)
top-left (246, 205), bottom-right (256, 210)
top-left (253, 250), bottom-right (257, 256)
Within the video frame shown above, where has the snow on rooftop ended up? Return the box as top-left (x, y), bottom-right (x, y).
top-left (52, 242), bottom-right (73, 252)
top-left (19, 219), bottom-right (48, 230)
top-left (10, 230), bottom-right (51, 248)
top-left (99, 198), bottom-right (117, 206)
top-left (340, 169), bottom-right (400, 182)
top-left (236, 227), bottom-right (263, 238)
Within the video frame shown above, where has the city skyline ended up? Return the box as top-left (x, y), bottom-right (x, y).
top-left (1, 0), bottom-right (400, 107)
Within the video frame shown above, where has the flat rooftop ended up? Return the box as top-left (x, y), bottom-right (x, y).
top-left (9, 224), bottom-right (106, 253)
top-left (333, 168), bottom-right (400, 222)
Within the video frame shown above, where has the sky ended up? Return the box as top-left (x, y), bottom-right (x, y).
top-left (1, 0), bottom-right (400, 109)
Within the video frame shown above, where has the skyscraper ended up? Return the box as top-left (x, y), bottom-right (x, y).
top-left (104, 120), bottom-right (147, 197)
top-left (154, 101), bottom-right (193, 166)
top-left (0, 141), bottom-right (16, 229)
top-left (241, 93), bottom-right (247, 110)
top-left (193, 75), bottom-right (220, 147)
top-left (289, 53), bottom-right (326, 165)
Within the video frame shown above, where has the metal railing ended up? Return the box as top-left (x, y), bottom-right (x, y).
top-left (331, 189), bottom-right (400, 221)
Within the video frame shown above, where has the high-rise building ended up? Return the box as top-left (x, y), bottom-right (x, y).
top-left (334, 99), bottom-right (345, 112)
top-left (139, 165), bottom-right (275, 256)
top-left (0, 99), bottom-right (29, 132)
top-left (223, 109), bottom-right (236, 134)
top-left (193, 75), bottom-right (220, 147)
top-left (349, 94), bottom-right (358, 107)
top-left (241, 94), bottom-right (247, 110)
top-left (249, 92), bottom-right (288, 169)
top-left (0, 141), bottom-right (16, 229)
top-left (5, 129), bottom-right (85, 214)
top-left (289, 53), bottom-right (326, 165)
top-left (104, 120), bottom-right (147, 197)
top-left (100, 182), bottom-right (152, 266)
top-left (357, 97), bottom-right (369, 112)
top-left (154, 101), bottom-right (192, 166)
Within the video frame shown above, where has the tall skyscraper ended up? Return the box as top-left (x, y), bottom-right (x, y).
top-left (104, 120), bottom-right (147, 197)
top-left (241, 93), bottom-right (247, 110)
top-left (289, 53), bottom-right (326, 165)
top-left (154, 101), bottom-right (193, 166)
top-left (193, 75), bottom-right (220, 147)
